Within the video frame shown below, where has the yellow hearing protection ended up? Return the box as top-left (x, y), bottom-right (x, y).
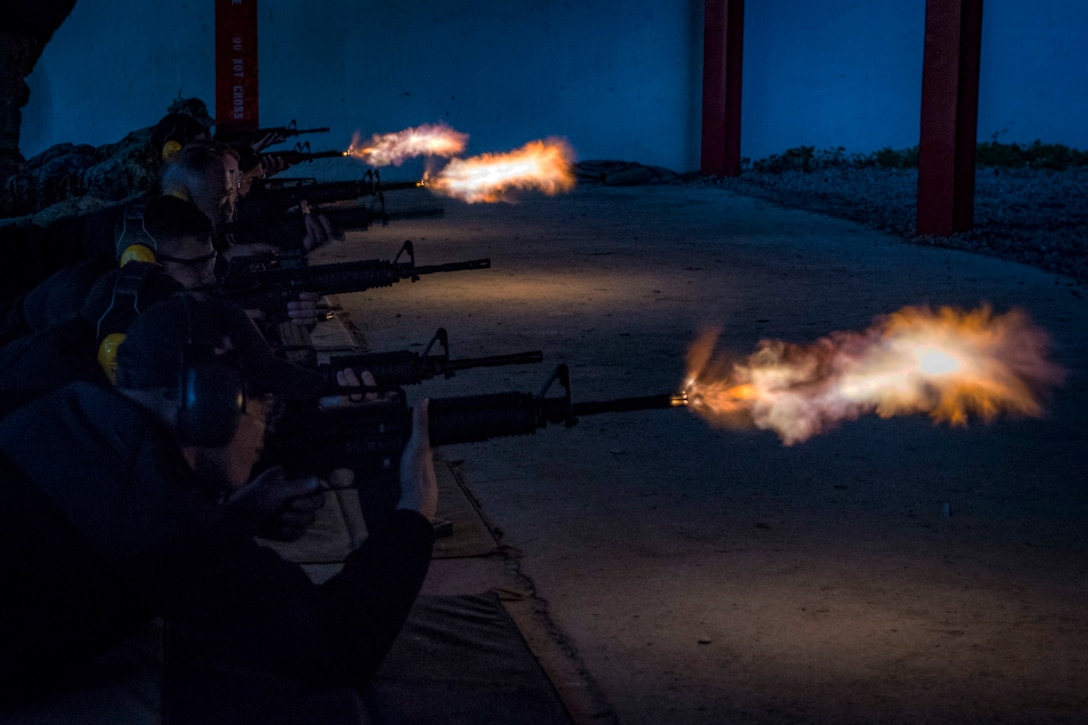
top-left (115, 204), bottom-right (157, 267)
top-left (97, 332), bottom-right (127, 385)
top-left (161, 139), bottom-right (184, 163)
top-left (95, 263), bottom-right (157, 384)
top-left (118, 244), bottom-right (157, 266)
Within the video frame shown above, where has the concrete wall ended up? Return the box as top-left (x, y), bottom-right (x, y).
top-left (19, 1), bottom-right (1088, 175)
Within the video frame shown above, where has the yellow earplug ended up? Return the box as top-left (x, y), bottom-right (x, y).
top-left (97, 332), bottom-right (127, 385)
top-left (161, 139), bottom-right (184, 163)
top-left (119, 244), bottom-right (156, 267)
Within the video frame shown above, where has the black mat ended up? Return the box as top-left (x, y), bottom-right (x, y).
top-left (362, 592), bottom-right (573, 724)
top-left (163, 592), bottom-right (572, 725)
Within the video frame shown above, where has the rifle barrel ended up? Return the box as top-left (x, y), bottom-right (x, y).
top-left (572, 393), bottom-right (688, 417)
top-left (446, 350), bottom-right (544, 372)
top-left (376, 180), bottom-right (429, 192)
top-left (277, 149), bottom-right (350, 162)
top-left (414, 258), bottom-right (491, 275)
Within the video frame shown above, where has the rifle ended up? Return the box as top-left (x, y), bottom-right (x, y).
top-left (210, 240), bottom-right (491, 311)
top-left (320, 328), bottom-right (544, 386)
top-left (262, 363), bottom-right (686, 530)
top-left (265, 142), bottom-right (350, 166)
top-left (214, 119), bottom-right (331, 146)
top-left (238, 169), bottom-right (426, 221)
top-left (222, 199), bottom-right (444, 253)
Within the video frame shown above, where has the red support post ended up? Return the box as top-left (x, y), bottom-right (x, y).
top-left (701, 0), bottom-right (745, 177)
top-left (916, 0), bottom-right (984, 236)
top-left (215, 0), bottom-right (260, 134)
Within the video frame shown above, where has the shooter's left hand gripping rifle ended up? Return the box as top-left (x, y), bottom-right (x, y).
top-left (261, 363), bottom-right (688, 484)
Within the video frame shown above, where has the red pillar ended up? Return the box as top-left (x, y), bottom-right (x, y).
top-left (215, 0), bottom-right (260, 134)
top-left (916, 0), bottom-right (983, 236)
top-left (700, 0), bottom-right (745, 177)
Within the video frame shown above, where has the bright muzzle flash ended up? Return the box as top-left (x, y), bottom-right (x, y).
top-left (682, 305), bottom-right (1065, 444)
top-left (426, 138), bottom-right (576, 203)
top-left (347, 122), bottom-right (469, 166)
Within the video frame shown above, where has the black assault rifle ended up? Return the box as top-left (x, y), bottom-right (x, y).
top-left (319, 328), bottom-right (544, 386)
top-left (221, 199), bottom-right (444, 253)
top-left (210, 240), bottom-right (490, 312)
top-left (214, 119), bottom-right (331, 146)
top-left (264, 142), bottom-right (349, 166)
top-left (238, 169), bottom-right (426, 222)
top-left (262, 363), bottom-right (686, 530)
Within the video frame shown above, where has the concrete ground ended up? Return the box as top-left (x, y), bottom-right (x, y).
top-left (314, 183), bottom-right (1088, 725)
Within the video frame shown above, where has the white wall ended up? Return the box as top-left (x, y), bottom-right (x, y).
top-left (19, 1), bottom-right (1088, 175)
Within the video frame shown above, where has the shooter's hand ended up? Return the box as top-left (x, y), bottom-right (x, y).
top-left (319, 368), bottom-right (388, 409)
top-left (301, 206), bottom-right (343, 252)
top-left (220, 241), bottom-right (278, 261)
top-left (397, 399), bottom-right (437, 520)
top-left (251, 130), bottom-right (287, 153)
top-left (286, 291), bottom-right (320, 328)
top-left (225, 465), bottom-right (327, 541)
top-left (260, 153), bottom-right (290, 177)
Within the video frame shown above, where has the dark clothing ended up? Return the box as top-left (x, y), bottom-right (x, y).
top-left (0, 200), bottom-right (127, 302)
top-left (0, 255), bottom-right (114, 345)
top-left (0, 262), bottom-right (183, 423)
top-left (0, 316), bottom-right (107, 418)
top-left (0, 383), bottom-right (434, 702)
top-left (0, 219), bottom-right (67, 301)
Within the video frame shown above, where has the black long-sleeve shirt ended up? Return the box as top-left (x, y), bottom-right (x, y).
top-left (0, 382), bottom-right (433, 702)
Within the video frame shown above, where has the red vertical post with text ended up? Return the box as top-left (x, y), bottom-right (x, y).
top-left (917, 0), bottom-right (983, 236)
top-left (701, 0), bottom-right (745, 177)
top-left (216, 0), bottom-right (259, 135)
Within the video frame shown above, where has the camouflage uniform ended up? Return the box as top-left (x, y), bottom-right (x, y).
top-left (3, 97), bottom-right (213, 222)
top-left (80, 128), bottom-right (160, 207)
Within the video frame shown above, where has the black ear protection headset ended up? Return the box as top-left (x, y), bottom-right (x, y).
top-left (175, 295), bottom-right (247, 447)
top-left (105, 288), bottom-right (247, 446)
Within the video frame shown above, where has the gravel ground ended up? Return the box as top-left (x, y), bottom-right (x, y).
top-left (684, 166), bottom-right (1088, 287)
